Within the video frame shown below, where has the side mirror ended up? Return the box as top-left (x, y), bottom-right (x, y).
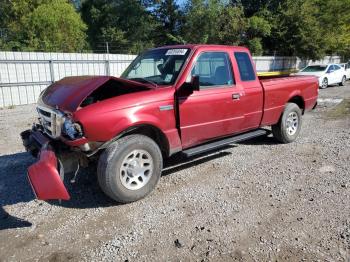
top-left (157, 64), bottom-right (164, 73)
top-left (190, 75), bottom-right (200, 92)
top-left (327, 69), bottom-right (334, 74)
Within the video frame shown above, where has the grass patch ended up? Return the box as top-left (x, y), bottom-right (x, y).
top-left (7, 105), bottom-right (16, 109)
top-left (326, 99), bottom-right (350, 119)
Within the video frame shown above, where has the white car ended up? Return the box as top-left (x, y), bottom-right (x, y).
top-left (295, 64), bottom-right (347, 89)
top-left (338, 62), bottom-right (350, 80)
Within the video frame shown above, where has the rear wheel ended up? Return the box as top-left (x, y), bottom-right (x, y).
top-left (320, 77), bottom-right (328, 89)
top-left (272, 103), bottom-right (302, 143)
top-left (97, 135), bottom-right (163, 203)
top-left (340, 76), bottom-right (346, 86)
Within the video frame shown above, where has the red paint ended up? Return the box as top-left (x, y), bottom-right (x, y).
top-left (260, 76), bottom-right (318, 126)
top-left (42, 45), bottom-right (318, 152)
top-left (27, 149), bottom-right (70, 200)
top-left (24, 45), bottom-right (318, 200)
top-left (61, 136), bottom-right (88, 147)
top-left (40, 75), bottom-right (153, 113)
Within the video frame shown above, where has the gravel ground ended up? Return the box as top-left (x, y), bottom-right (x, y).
top-left (0, 83), bottom-right (349, 261)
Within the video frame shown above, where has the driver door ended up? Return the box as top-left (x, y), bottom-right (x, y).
top-left (178, 51), bottom-right (245, 149)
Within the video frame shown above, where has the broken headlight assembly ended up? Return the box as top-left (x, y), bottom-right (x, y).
top-left (62, 118), bottom-right (83, 140)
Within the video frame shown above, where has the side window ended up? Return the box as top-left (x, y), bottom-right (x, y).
top-left (191, 52), bottom-right (234, 88)
top-left (334, 65), bottom-right (341, 70)
top-left (327, 65), bottom-right (334, 73)
top-left (234, 52), bottom-right (256, 81)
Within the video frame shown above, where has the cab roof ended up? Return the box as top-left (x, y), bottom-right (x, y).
top-left (150, 44), bottom-right (250, 52)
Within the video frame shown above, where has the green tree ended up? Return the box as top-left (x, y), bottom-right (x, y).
top-left (315, 0), bottom-right (350, 58)
top-left (181, 0), bottom-right (270, 55)
top-left (269, 0), bottom-right (325, 59)
top-left (152, 0), bottom-right (185, 45)
top-left (81, 0), bottom-right (157, 53)
top-left (231, 0), bottom-right (284, 16)
top-left (2, 0), bottom-right (348, 58)
top-left (245, 13), bottom-right (271, 55)
top-left (215, 5), bottom-right (246, 45)
top-left (0, 0), bottom-right (43, 49)
top-left (0, 0), bottom-right (88, 52)
top-left (181, 0), bottom-right (245, 44)
top-left (24, 0), bottom-right (88, 51)
top-left (181, 0), bottom-right (222, 44)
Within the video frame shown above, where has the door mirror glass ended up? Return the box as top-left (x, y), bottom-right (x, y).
top-left (190, 75), bottom-right (200, 91)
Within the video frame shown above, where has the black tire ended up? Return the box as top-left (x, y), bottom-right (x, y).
top-left (320, 77), bottom-right (328, 89)
top-left (339, 76), bottom-right (346, 86)
top-left (272, 103), bottom-right (302, 143)
top-left (97, 134), bottom-right (163, 203)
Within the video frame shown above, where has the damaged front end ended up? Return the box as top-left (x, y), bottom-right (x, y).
top-left (21, 128), bottom-right (70, 200)
top-left (20, 76), bottom-right (153, 201)
top-left (27, 146), bottom-right (70, 200)
top-left (20, 126), bottom-right (84, 201)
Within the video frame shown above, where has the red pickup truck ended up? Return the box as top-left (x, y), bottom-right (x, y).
top-left (21, 45), bottom-right (318, 203)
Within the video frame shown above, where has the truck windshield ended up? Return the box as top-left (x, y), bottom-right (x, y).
top-left (301, 65), bottom-right (327, 72)
top-left (121, 48), bottom-right (190, 86)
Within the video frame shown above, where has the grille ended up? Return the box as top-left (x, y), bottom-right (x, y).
top-left (37, 105), bottom-right (65, 139)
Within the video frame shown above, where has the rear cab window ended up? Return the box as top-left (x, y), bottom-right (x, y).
top-left (234, 52), bottom-right (256, 81)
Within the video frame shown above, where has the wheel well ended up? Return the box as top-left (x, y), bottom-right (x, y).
top-left (120, 125), bottom-right (169, 156)
top-left (288, 96), bottom-right (305, 114)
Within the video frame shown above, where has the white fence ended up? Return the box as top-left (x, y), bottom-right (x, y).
top-left (0, 52), bottom-right (136, 107)
top-left (0, 51), bottom-right (342, 107)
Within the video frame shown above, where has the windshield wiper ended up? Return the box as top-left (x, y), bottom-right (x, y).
top-left (129, 78), bottom-right (158, 88)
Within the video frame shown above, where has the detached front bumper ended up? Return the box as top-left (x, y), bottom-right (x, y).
top-left (20, 129), bottom-right (70, 201)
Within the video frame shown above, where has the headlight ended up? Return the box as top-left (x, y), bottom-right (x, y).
top-left (62, 118), bottom-right (83, 140)
top-left (54, 112), bottom-right (65, 137)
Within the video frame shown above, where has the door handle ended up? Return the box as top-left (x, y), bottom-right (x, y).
top-left (232, 93), bottom-right (240, 100)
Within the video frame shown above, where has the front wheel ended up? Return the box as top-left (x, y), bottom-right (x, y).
top-left (97, 134), bottom-right (163, 203)
top-left (320, 77), bottom-right (328, 89)
top-left (339, 76), bottom-right (346, 86)
top-left (272, 103), bottom-right (302, 143)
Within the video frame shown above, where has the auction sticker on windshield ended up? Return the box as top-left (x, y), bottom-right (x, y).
top-left (165, 49), bottom-right (188, 56)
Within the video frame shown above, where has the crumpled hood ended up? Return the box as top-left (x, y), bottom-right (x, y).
top-left (39, 76), bottom-right (151, 112)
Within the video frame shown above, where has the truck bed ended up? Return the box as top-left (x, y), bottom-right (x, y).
top-left (259, 75), bottom-right (318, 126)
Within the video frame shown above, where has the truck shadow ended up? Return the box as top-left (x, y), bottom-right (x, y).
top-left (0, 146), bottom-right (235, 220)
top-left (0, 206), bottom-right (32, 230)
top-left (237, 135), bottom-right (280, 145)
top-left (55, 147), bottom-right (235, 208)
top-left (0, 151), bottom-right (119, 229)
top-left (162, 146), bottom-right (234, 176)
top-left (0, 152), bottom-right (35, 230)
